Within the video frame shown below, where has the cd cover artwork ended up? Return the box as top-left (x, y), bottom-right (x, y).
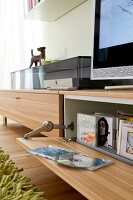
top-left (27, 145), bottom-right (75, 160)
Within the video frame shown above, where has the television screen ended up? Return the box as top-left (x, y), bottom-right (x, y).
top-left (100, 0), bottom-right (133, 49)
top-left (92, 0), bottom-right (133, 80)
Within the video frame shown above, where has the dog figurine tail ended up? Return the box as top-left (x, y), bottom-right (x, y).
top-left (31, 49), bottom-right (33, 56)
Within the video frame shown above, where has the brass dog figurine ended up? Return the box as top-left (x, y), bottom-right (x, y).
top-left (29, 47), bottom-right (46, 68)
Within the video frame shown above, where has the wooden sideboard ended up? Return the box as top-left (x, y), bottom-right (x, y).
top-left (0, 90), bottom-right (63, 137)
top-left (0, 89), bottom-right (133, 200)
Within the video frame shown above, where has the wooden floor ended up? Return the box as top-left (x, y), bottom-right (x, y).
top-left (0, 118), bottom-right (87, 200)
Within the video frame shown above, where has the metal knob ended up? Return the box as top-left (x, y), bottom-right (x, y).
top-left (42, 121), bottom-right (54, 132)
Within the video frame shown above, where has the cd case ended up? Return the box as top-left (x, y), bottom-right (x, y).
top-left (27, 145), bottom-right (75, 161)
top-left (27, 145), bottom-right (113, 170)
top-left (57, 153), bottom-right (113, 171)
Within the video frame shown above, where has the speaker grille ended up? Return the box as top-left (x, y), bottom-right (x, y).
top-left (93, 66), bottom-right (133, 79)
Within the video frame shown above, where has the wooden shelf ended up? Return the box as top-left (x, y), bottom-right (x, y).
top-left (17, 137), bottom-right (133, 200)
top-left (62, 90), bottom-right (133, 165)
top-left (25, 0), bottom-right (87, 21)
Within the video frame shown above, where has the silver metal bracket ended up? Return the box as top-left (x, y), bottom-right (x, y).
top-left (23, 121), bottom-right (74, 139)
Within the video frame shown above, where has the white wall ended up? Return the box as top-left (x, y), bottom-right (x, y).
top-left (0, 0), bottom-right (95, 89)
top-left (24, 0), bottom-right (95, 67)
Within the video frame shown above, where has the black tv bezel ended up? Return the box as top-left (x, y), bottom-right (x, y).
top-left (93, 0), bottom-right (133, 69)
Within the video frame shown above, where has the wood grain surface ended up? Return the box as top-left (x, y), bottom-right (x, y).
top-left (17, 137), bottom-right (133, 200)
top-left (0, 118), bottom-right (87, 200)
top-left (0, 90), bottom-right (63, 137)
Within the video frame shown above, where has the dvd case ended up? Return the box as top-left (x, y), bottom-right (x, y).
top-left (27, 145), bottom-right (75, 160)
top-left (77, 113), bottom-right (97, 147)
top-left (27, 145), bottom-right (113, 170)
top-left (94, 114), bottom-right (117, 149)
top-left (118, 120), bottom-right (133, 160)
top-left (57, 153), bottom-right (113, 170)
top-left (77, 113), bottom-right (117, 149)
